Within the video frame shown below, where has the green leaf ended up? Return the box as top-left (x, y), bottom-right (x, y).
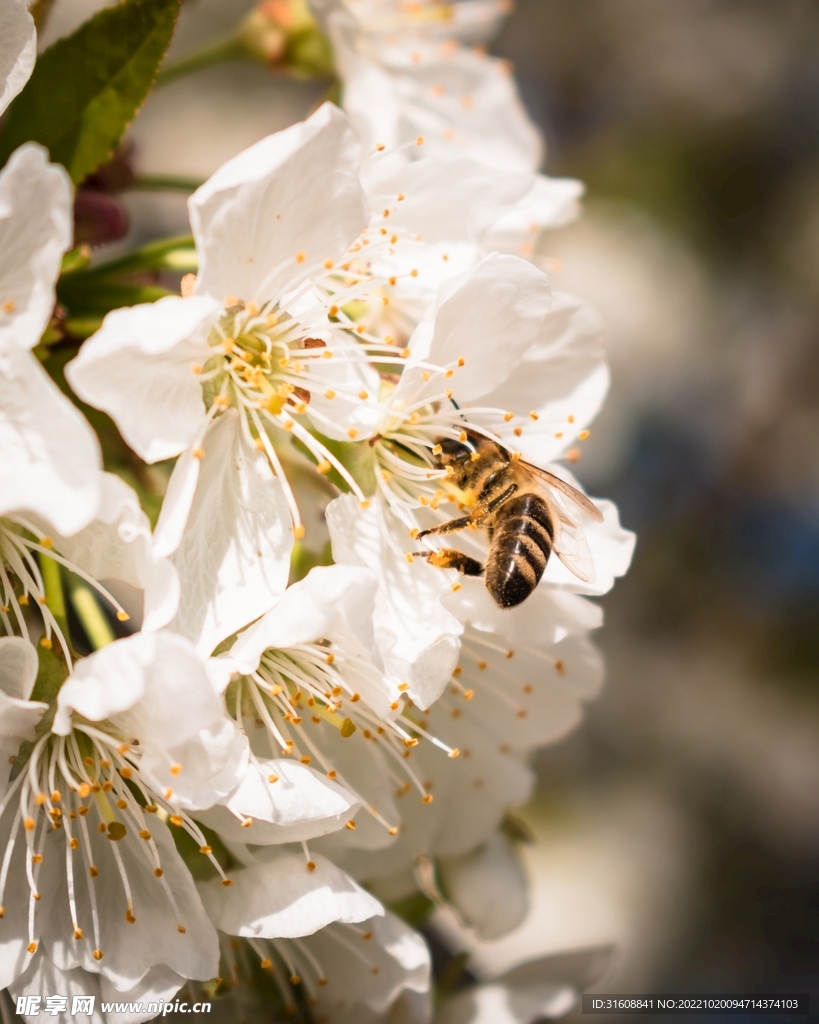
top-left (0, 0), bottom-right (180, 184)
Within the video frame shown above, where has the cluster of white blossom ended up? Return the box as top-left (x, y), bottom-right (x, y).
top-left (0, 1), bottom-right (634, 1022)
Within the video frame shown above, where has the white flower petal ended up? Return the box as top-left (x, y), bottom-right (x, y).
top-left (400, 254), bottom-right (550, 406)
top-left (199, 853), bottom-right (383, 938)
top-left (438, 833), bottom-right (529, 941)
top-left (39, 815), bottom-right (219, 989)
top-left (0, 635), bottom-right (38, 702)
top-left (199, 756), bottom-right (361, 844)
top-left (365, 157), bottom-right (533, 248)
top-left (0, 0), bottom-right (35, 118)
top-left (34, 472), bottom-right (180, 632)
top-left (327, 495), bottom-right (462, 709)
top-left (487, 292), bottom-right (610, 465)
top-left (307, 911), bottom-right (430, 1019)
top-left (542, 496), bottom-right (636, 596)
top-left (54, 632), bottom-right (246, 811)
top-left (166, 411), bottom-right (293, 656)
top-left (151, 444), bottom-right (201, 561)
top-left (99, 965), bottom-right (186, 1023)
top-left (332, 30), bottom-right (542, 173)
top-left (435, 981), bottom-right (575, 1024)
top-left (0, 344), bottom-right (101, 536)
top-left (444, 578), bottom-right (602, 642)
top-left (9, 953), bottom-right (105, 1024)
top-left (229, 563), bottom-right (377, 673)
top-left (190, 102), bottom-right (368, 303)
top-left (66, 296), bottom-right (217, 464)
top-left (0, 144), bottom-right (71, 351)
top-left (482, 175), bottom-right (584, 255)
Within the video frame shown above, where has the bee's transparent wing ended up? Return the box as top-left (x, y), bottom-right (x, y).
top-left (553, 515), bottom-right (596, 585)
top-left (525, 462), bottom-right (604, 523)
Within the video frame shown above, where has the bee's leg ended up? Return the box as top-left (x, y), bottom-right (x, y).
top-left (412, 550), bottom-right (484, 576)
top-left (417, 515), bottom-right (473, 540)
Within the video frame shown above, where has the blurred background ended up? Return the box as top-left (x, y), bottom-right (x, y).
top-left (37, 0), bottom-right (819, 1016)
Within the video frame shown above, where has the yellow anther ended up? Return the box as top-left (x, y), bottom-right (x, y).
top-left (93, 949), bottom-right (103, 961)
top-left (240, 818), bottom-right (252, 828)
top-left (293, 523), bottom-right (306, 540)
top-left (416, 136), bottom-right (425, 145)
top-left (463, 689), bottom-right (474, 699)
top-left (345, 820), bottom-right (356, 830)
top-left (39, 637), bottom-right (52, 650)
top-left (503, 412), bottom-right (514, 422)
top-left (295, 251), bottom-right (306, 263)
top-left (449, 748), bottom-right (460, 758)
top-left (260, 958), bottom-right (273, 969)
top-left (221, 878), bottom-right (233, 886)
top-left (268, 774), bottom-right (279, 784)
top-left (300, 756), bottom-right (311, 765)
top-left (421, 371), bottom-right (430, 381)
top-left (192, 447), bottom-right (205, 460)
top-left (24, 817), bottom-right (35, 831)
top-left (306, 861), bottom-right (316, 872)
top-left (73, 928), bottom-right (82, 939)
top-left (422, 794), bottom-right (434, 804)
top-left (376, 143), bottom-right (386, 152)
top-left (28, 942), bottom-right (38, 954)
top-left (347, 427), bottom-right (359, 439)
top-left (169, 763), bottom-right (182, 776)
top-left (2, 299), bottom-right (16, 313)
top-left (200, 845), bottom-right (212, 855)
top-left (514, 427), bottom-right (523, 436)
top-left (400, 347), bottom-right (411, 358)
top-left (578, 429), bottom-right (591, 440)
top-left (410, 268), bottom-right (418, 277)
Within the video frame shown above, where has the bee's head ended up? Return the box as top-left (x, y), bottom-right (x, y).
top-left (435, 437), bottom-right (472, 468)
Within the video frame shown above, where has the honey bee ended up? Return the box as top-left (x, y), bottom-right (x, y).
top-left (414, 429), bottom-right (603, 608)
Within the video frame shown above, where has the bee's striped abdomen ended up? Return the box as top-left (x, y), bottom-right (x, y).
top-left (485, 493), bottom-right (554, 608)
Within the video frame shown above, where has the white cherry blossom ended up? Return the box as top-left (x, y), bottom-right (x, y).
top-left (311, 0), bottom-right (543, 172)
top-left (200, 866), bottom-right (429, 1024)
top-left (0, 631), bottom-right (243, 1001)
top-left (204, 564), bottom-right (460, 851)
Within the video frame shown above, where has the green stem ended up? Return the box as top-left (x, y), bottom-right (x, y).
top-left (40, 555), bottom-right (70, 648)
top-left (69, 583), bottom-right (115, 650)
top-left (156, 36), bottom-right (248, 88)
top-left (72, 233), bottom-right (196, 280)
top-left (128, 174), bottom-right (205, 193)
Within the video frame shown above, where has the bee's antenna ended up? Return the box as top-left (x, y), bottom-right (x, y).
top-left (449, 395), bottom-right (468, 422)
